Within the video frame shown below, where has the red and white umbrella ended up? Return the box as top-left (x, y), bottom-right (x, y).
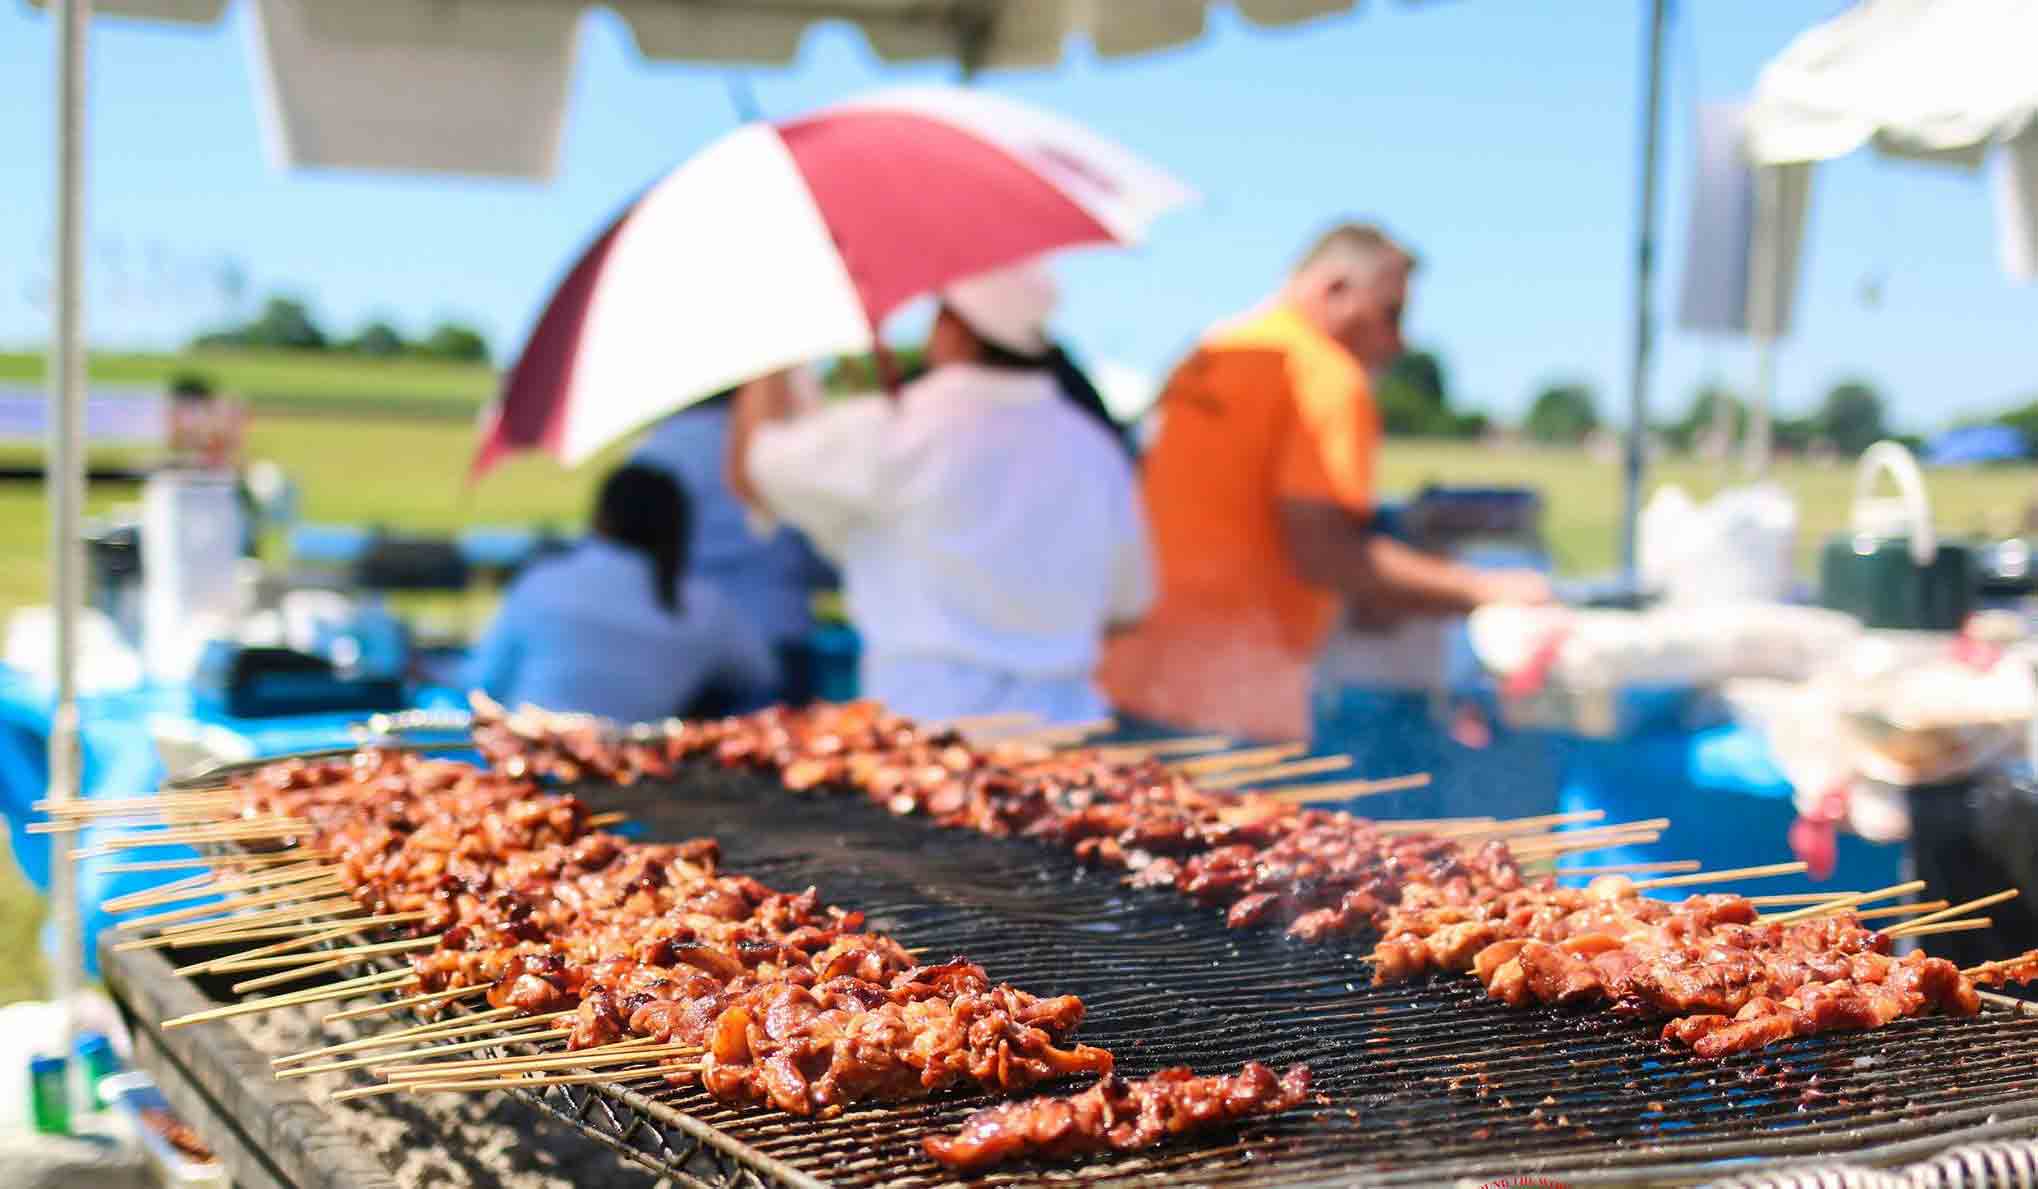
top-left (473, 86), bottom-right (1194, 475)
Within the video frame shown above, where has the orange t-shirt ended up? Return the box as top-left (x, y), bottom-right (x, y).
top-left (1098, 304), bottom-right (1379, 739)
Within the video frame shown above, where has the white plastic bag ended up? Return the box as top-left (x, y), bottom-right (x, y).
top-left (1639, 482), bottom-right (1798, 604)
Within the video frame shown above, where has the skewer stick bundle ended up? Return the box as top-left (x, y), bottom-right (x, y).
top-left (1629, 862), bottom-right (1808, 890)
top-left (321, 984), bottom-right (488, 1026)
top-left (1550, 860), bottom-right (1703, 877)
top-left (1252, 772), bottom-right (1431, 802)
top-left (1892, 917), bottom-right (1993, 939)
top-left (1760, 880), bottom-right (1929, 924)
top-left (101, 850), bottom-right (333, 874)
top-left (281, 1028), bottom-right (577, 1080)
top-left (333, 1067), bottom-right (676, 1101)
top-left (161, 969), bottom-right (416, 1030)
top-left (1092, 735), bottom-right (1234, 759)
top-left (1174, 743), bottom-right (1307, 776)
top-left (1881, 889), bottom-right (2020, 936)
top-left (278, 1007), bottom-right (545, 1066)
top-left (115, 878), bottom-right (346, 931)
top-left (1197, 754), bottom-right (1353, 790)
top-left (215, 933), bottom-right (441, 974)
top-left (378, 1039), bottom-right (694, 1082)
top-left (102, 862), bottom-right (339, 913)
top-left (176, 924), bottom-right (365, 977)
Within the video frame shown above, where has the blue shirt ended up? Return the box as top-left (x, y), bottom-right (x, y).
top-left (466, 540), bottom-right (776, 722)
top-left (632, 405), bottom-right (829, 648)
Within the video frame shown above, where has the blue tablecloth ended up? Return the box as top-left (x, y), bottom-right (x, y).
top-left (1551, 723), bottom-right (1904, 896)
top-left (0, 668), bottom-right (460, 973)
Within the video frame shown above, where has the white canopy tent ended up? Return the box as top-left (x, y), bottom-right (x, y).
top-left (38, 0), bottom-right (1366, 178)
top-left (1729, 0), bottom-right (2038, 468)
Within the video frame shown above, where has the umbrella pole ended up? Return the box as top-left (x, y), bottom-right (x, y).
top-left (1620, 0), bottom-right (1670, 576)
top-left (46, 0), bottom-right (91, 1102)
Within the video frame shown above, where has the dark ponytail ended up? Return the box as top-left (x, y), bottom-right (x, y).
top-left (593, 463), bottom-right (691, 614)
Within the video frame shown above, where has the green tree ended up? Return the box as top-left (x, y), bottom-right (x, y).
top-left (1816, 379), bottom-right (1889, 454)
top-left (419, 321), bottom-right (490, 362)
top-left (1523, 381), bottom-right (1599, 444)
top-left (347, 320), bottom-right (406, 357)
top-left (244, 296), bottom-right (327, 350)
top-left (1670, 384), bottom-right (1746, 449)
top-left (1995, 396), bottom-right (2038, 445)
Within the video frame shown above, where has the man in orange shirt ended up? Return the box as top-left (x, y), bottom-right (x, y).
top-left (1099, 223), bottom-right (1550, 742)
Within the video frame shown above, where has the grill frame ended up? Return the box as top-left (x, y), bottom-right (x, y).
top-left (165, 751), bottom-right (2038, 1187)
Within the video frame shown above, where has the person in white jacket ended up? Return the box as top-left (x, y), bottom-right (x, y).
top-left (726, 262), bottom-right (1153, 725)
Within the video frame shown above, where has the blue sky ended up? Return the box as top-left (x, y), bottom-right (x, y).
top-left (1, 1), bottom-right (2033, 430)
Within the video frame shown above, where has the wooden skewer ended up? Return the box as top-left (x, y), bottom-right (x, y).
top-left (1174, 743), bottom-right (1307, 776)
top-left (584, 812), bottom-right (628, 828)
top-left (112, 901), bottom-right (366, 952)
top-left (116, 877), bottom-right (345, 932)
top-left (333, 1067), bottom-right (676, 1101)
top-left (1027, 718), bottom-right (1118, 747)
top-left (1092, 735), bottom-right (1234, 759)
top-left (217, 933), bottom-right (441, 975)
top-left (1742, 891), bottom-right (1849, 906)
top-left (103, 862), bottom-right (337, 913)
top-left (162, 970), bottom-right (416, 1030)
top-left (1371, 815), bottom-right (1492, 833)
top-left (101, 871), bottom-right (219, 913)
top-left (73, 823), bottom-right (308, 858)
top-left (1629, 862), bottom-right (1808, 891)
top-left (1760, 880), bottom-right (1928, 924)
top-left (1197, 754), bottom-right (1353, 791)
top-left (1882, 889), bottom-right (2021, 936)
top-left (1892, 917), bottom-right (1995, 939)
top-left (1854, 899), bottom-right (1949, 922)
top-left (277, 1006), bottom-right (539, 1066)
top-left (1431, 811), bottom-right (1606, 838)
top-left (1551, 860), bottom-right (1703, 878)
top-left (1508, 822), bottom-right (1671, 856)
top-left (938, 711), bottom-right (1040, 734)
top-left (101, 850), bottom-right (333, 874)
top-left (1517, 832), bottom-right (1662, 860)
top-left (1963, 950), bottom-right (2038, 979)
top-left (34, 791), bottom-right (240, 816)
top-left (379, 1038), bottom-right (691, 1081)
top-left (1252, 773), bottom-right (1434, 803)
top-left (76, 814), bottom-right (303, 839)
top-left (233, 958), bottom-right (358, 994)
top-left (125, 910), bottom-right (411, 951)
top-left (281, 1028), bottom-right (577, 1080)
top-left (153, 893), bottom-right (360, 938)
top-left (321, 984), bottom-right (488, 1026)
top-left (175, 924), bottom-right (363, 977)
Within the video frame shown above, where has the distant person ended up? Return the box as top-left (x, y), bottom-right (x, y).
top-left (726, 261), bottom-right (1153, 724)
top-left (1099, 222), bottom-right (1551, 743)
top-left (632, 389), bottom-right (833, 703)
top-left (467, 464), bottom-right (776, 722)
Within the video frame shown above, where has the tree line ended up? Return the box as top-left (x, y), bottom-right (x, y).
top-left (192, 295), bottom-right (491, 363)
top-left (1522, 377), bottom-right (1900, 456)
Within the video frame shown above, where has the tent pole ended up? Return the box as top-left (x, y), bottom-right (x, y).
top-left (1621, 0), bottom-right (1670, 575)
top-left (1745, 334), bottom-right (1776, 476)
top-left (47, 0), bottom-right (91, 1093)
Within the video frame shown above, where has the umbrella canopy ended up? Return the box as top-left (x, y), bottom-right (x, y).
top-left (39, 0), bottom-right (1363, 179)
top-left (472, 86), bottom-right (1193, 475)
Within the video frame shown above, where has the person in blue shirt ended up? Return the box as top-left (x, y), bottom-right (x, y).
top-left (467, 464), bottom-right (777, 722)
top-left (632, 390), bottom-right (833, 703)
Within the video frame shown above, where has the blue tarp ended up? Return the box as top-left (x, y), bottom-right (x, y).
top-left (1925, 424), bottom-right (2029, 465)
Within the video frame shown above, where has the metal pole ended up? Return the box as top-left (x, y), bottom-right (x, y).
top-left (47, 0), bottom-right (90, 1090)
top-left (1745, 335), bottom-right (1776, 476)
top-left (1621, 0), bottom-right (1670, 575)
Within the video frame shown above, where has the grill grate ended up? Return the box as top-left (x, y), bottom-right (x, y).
top-left (522, 766), bottom-right (2038, 1186)
top-left (177, 755), bottom-right (2038, 1185)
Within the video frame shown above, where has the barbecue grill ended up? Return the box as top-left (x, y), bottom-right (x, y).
top-left (127, 754), bottom-right (2038, 1188)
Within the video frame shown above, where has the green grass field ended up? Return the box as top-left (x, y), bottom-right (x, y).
top-left (0, 348), bottom-right (497, 414)
top-left (2, 394), bottom-right (2035, 1004)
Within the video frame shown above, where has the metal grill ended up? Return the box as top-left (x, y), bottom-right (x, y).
top-left (172, 756), bottom-right (2038, 1186)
